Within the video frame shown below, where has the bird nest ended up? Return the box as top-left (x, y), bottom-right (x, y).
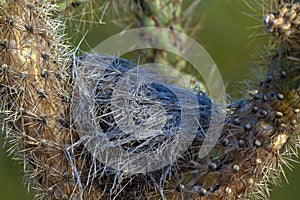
top-left (71, 54), bottom-right (212, 197)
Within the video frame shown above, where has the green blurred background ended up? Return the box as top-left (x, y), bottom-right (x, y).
top-left (0, 0), bottom-right (299, 199)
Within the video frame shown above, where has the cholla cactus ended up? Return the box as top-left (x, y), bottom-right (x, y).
top-left (113, 0), bottom-right (204, 89)
top-left (0, 1), bottom-right (82, 199)
top-left (0, 0), bottom-right (299, 200)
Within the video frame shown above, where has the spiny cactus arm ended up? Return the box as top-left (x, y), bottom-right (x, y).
top-left (51, 0), bottom-right (205, 89)
top-left (116, 0), bottom-right (204, 90)
top-left (0, 1), bottom-right (99, 199)
top-left (163, 1), bottom-right (300, 199)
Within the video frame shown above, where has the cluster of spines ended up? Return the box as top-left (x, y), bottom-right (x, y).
top-left (0, 1), bottom-right (90, 199)
top-left (263, 0), bottom-right (300, 60)
top-left (113, 0), bottom-right (204, 90)
top-left (52, 0), bottom-right (107, 43)
top-left (264, 1), bottom-right (300, 37)
top-left (46, 0), bottom-right (205, 88)
top-left (158, 1), bottom-right (300, 199)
